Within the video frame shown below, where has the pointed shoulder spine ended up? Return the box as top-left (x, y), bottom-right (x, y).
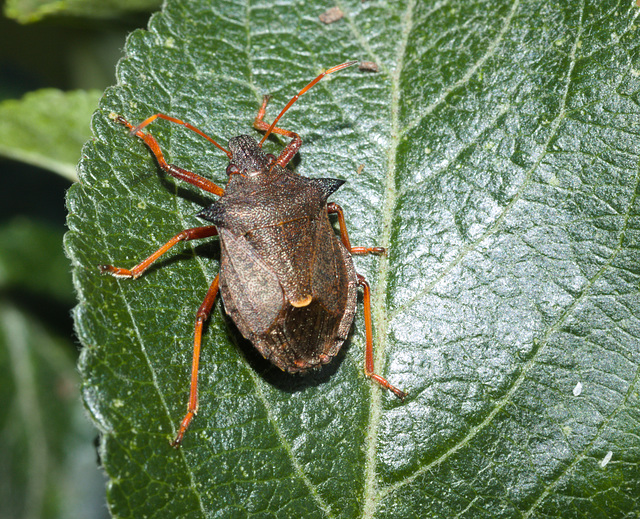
top-left (197, 202), bottom-right (225, 225)
top-left (311, 178), bottom-right (346, 200)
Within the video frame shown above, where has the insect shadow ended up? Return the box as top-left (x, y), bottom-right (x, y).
top-left (221, 308), bottom-right (351, 395)
top-left (303, 122), bottom-right (354, 147)
top-left (157, 169), bottom-right (217, 209)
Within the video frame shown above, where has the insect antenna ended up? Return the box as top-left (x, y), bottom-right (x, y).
top-left (259, 61), bottom-right (357, 146)
top-left (130, 113), bottom-right (233, 159)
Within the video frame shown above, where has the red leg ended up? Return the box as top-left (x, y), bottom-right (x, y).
top-left (358, 274), bottom-right (406, 400)
top-left (171, 274), bottom-right (220, 447)
top-left (327, 202), bottom-right (386, 255)
top-left (325, 199), bottom-right (399, 395)
top-left (99, 226), bottom-right (219, 279)
top-left (113, 114), bottom-right (226, 197)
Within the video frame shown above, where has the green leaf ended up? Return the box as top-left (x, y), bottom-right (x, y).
top-left (4, 0), bottom-right (159, 23)
top-left (0, 89), bottom-right (102, 181)
top-left (0, 302), bottom-right (107, 519)
top-left (66, 0), bottom-right (640, 517)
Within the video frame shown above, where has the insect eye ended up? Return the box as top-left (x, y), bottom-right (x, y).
top-left (226, 163), bottom-right (240, 176)
top-left (266, 154), bottom-right (277, 165)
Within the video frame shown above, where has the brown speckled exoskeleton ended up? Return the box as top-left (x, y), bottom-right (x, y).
top-left (100, 62), bottom-right (406, 447)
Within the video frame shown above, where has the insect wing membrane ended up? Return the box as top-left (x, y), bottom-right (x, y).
top-left (218, 227), bottom-right (284, 336)
top-left (244, 219), bottom-right (315, 307)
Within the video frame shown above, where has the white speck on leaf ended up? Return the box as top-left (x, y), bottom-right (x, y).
top-left (600, 451), bottom-right (613, 468)
top-left (573, 382), bottom-right (582, 396)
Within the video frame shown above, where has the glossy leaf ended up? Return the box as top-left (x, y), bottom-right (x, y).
top-left (66, 0), bottom-right (640, 517)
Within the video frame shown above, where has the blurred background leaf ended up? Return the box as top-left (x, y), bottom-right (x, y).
top-left (66, 0), bottom-right (640, 518)
top-left (0, 299), bottom-right (106, 519)
top-left (0, 89), bottom-right (102, 181)
top-left (0, 217), bottom-right (109, 519)
top-left (0, 218), bottom-right (74, 304)
top-left (5, 0), bottom-right (160, 24)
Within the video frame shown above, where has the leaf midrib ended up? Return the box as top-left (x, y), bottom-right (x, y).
top-left (361, 0), bottom-right (420, 516)
top-left (363, 0), bottom-right (524, 513)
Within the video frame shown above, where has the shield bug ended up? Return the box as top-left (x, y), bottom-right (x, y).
top-left (100, 61), bottom-right (406, 447)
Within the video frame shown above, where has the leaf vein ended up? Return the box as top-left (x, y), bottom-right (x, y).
top-left (399, 0), bottom-right (521, 139)
top-left (104, 255), bottom-right (207, 516)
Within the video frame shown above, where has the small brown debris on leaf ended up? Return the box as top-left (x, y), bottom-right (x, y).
top-left (357, 164), bottom-right (365, 175)
top-left (319, 6), bottom-right (344, 24)
top-left (359, 61), bottom-right (379, 72)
